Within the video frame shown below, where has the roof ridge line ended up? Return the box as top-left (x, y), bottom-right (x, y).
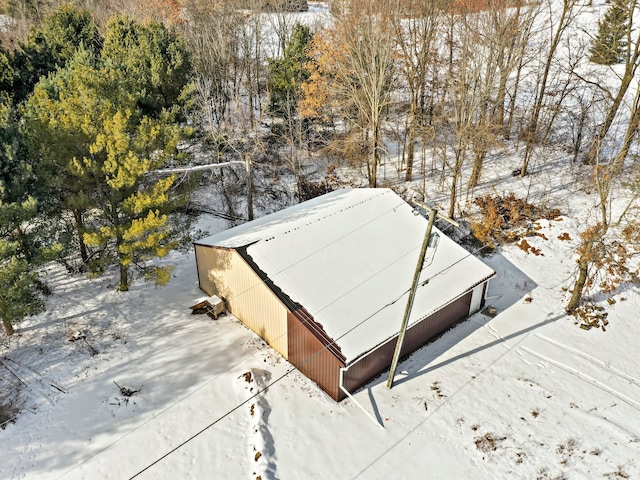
top-left (263, 189), bottom-right (391, 242)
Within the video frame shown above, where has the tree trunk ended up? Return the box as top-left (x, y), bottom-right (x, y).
top-left (520, 0), bottom-right (574, 177)
top-left (448, 153), bottom-right (461, 219)
top-left (114, 211), bottom-right (129, 292)
top-left (494, 23), bottom-right (516, 128)
top-left (566, 258), bottom-right (588, 314)
top-left (541, 73), bottom-right (572, 144)
top-left (245, 154), bottom-right (254, 221)
top-left (567, 219), bottom-right (609, 314)
top-left (506, 54), bottom-right (524, 140)
top-left (584, 75), bottom-right (633, 164)
top-left (73, 208), bottom-right (89, 264)
top-left (572, 105), bottom-right (587, 163)
top-left (469, 149), bottom-right (486, 190)
top-left (405, 98), bottom-right (417, 182)
top-left (369, 127), bottom-right (379, 187)
top-left (469, 102), bottom-right (490, 190)
top-left (2, 317), bottom-right (14, 336)
top-left (611, 83), bottom-right (640, 171)
top-left (495, 68), bottom-right (508, 128)
top-left (118, 260), bottom-right (129, 292)
top-left (584, 15), bottom-right (640, 164)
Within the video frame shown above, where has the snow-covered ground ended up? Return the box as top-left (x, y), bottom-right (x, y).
top-left (2, 1), bottom-right (640, 479)
top-left (1, 147), bottom-right (639, 480)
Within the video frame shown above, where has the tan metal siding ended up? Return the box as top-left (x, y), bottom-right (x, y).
top-left (195, 244), bottom-right (289, 357)
top-left (342, 290), bottom-right (474, 394)
top-left (288, 310), bottom-right (345, 401)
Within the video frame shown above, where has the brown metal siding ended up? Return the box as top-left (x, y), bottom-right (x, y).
top-left (342, 290), bottom-right (474, 394)
top-left (287, 310), bottom-right (345, 401)
top-left (194, 244), bottom-right (289, 357)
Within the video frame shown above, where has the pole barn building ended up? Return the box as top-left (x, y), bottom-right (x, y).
top-left (194, 188), bottom-right (495, 401)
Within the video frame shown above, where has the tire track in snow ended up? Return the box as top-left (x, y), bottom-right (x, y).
top-left (477, 320), bottom-right (533, 366)
top-left (519, 346), bottom-right (640, 413)
top-left (365, 315), bottom-right (542, 478)
top-left (534, 334), bottom-right (640, 387)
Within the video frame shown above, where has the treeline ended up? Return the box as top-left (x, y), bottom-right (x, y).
top-left (1, 0), bottom-right (639, 335)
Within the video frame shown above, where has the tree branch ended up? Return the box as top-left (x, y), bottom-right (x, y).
top-left (150, 161), bottom-right (245, 176)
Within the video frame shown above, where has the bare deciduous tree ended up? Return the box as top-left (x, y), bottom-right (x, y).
top-left (322, 0), bottom-right (396, 187)
top-left (566, 78), bottom-right (640, 313)
top-left (437, 1), bottom-right (503, 217)
top-left (393, 0), bottom-right (441, 182)
top-left (566, 159), bottom-right (640, 314)
top-left (184, 1), bottom-right (244, 137)
top-left (467, 0), bottom-right (536, 190)
top-left (520, 0), bottom-right (580, 177)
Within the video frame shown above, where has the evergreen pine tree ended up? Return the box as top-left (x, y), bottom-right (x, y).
top-left (101, 16), bottom-right (192, 119)
top-left (0, 48), bottom-right (13, 103)
top-left (22, 48), bottom-right (102, 268)
top-left (24, 57), bottom-right (194, 292)
top-left (0, 102), bottom-right (49, 336)
top-left (11, 5), bottom-right (101, 103)
top-left (589, 0), bottom-right (632, 65)
top-left (267, 23), bottom-right (313, 118)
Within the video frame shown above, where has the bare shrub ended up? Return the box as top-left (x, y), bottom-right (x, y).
top-left (297, 169), bottom-right (341, 201)
top-left (474, 432), bottom-right (506, 453)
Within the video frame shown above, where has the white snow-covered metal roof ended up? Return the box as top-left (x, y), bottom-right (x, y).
top-left (197, 188), bottom-right (495, 363)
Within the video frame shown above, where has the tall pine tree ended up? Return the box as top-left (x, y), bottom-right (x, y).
top-left (24, 53), bottom-right (194, 291)
top-left (267, 22), bottom-right (313, 118)
top-left (590, 0), bottom-right (632, 65)
top-left (11, 4), bottom-right (101, 103)
top-left (0, 101), bottom-right (50, 336)
top-left (101, 15), bottom-right (192, 119)
top-left (22, 48), bottom-right (99, 268)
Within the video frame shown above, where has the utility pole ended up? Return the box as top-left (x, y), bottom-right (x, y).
top-left (386, 203), bottom-right (459, 390)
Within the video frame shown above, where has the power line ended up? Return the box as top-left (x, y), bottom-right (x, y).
top-left (128, 284), bottom-right (411, 479)
top-left (59, 196), bottom-right (490, 478)
top-left (56, 197), bottom-right (412, 479)
top-left (127, 242), bottom-right (492, 477)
